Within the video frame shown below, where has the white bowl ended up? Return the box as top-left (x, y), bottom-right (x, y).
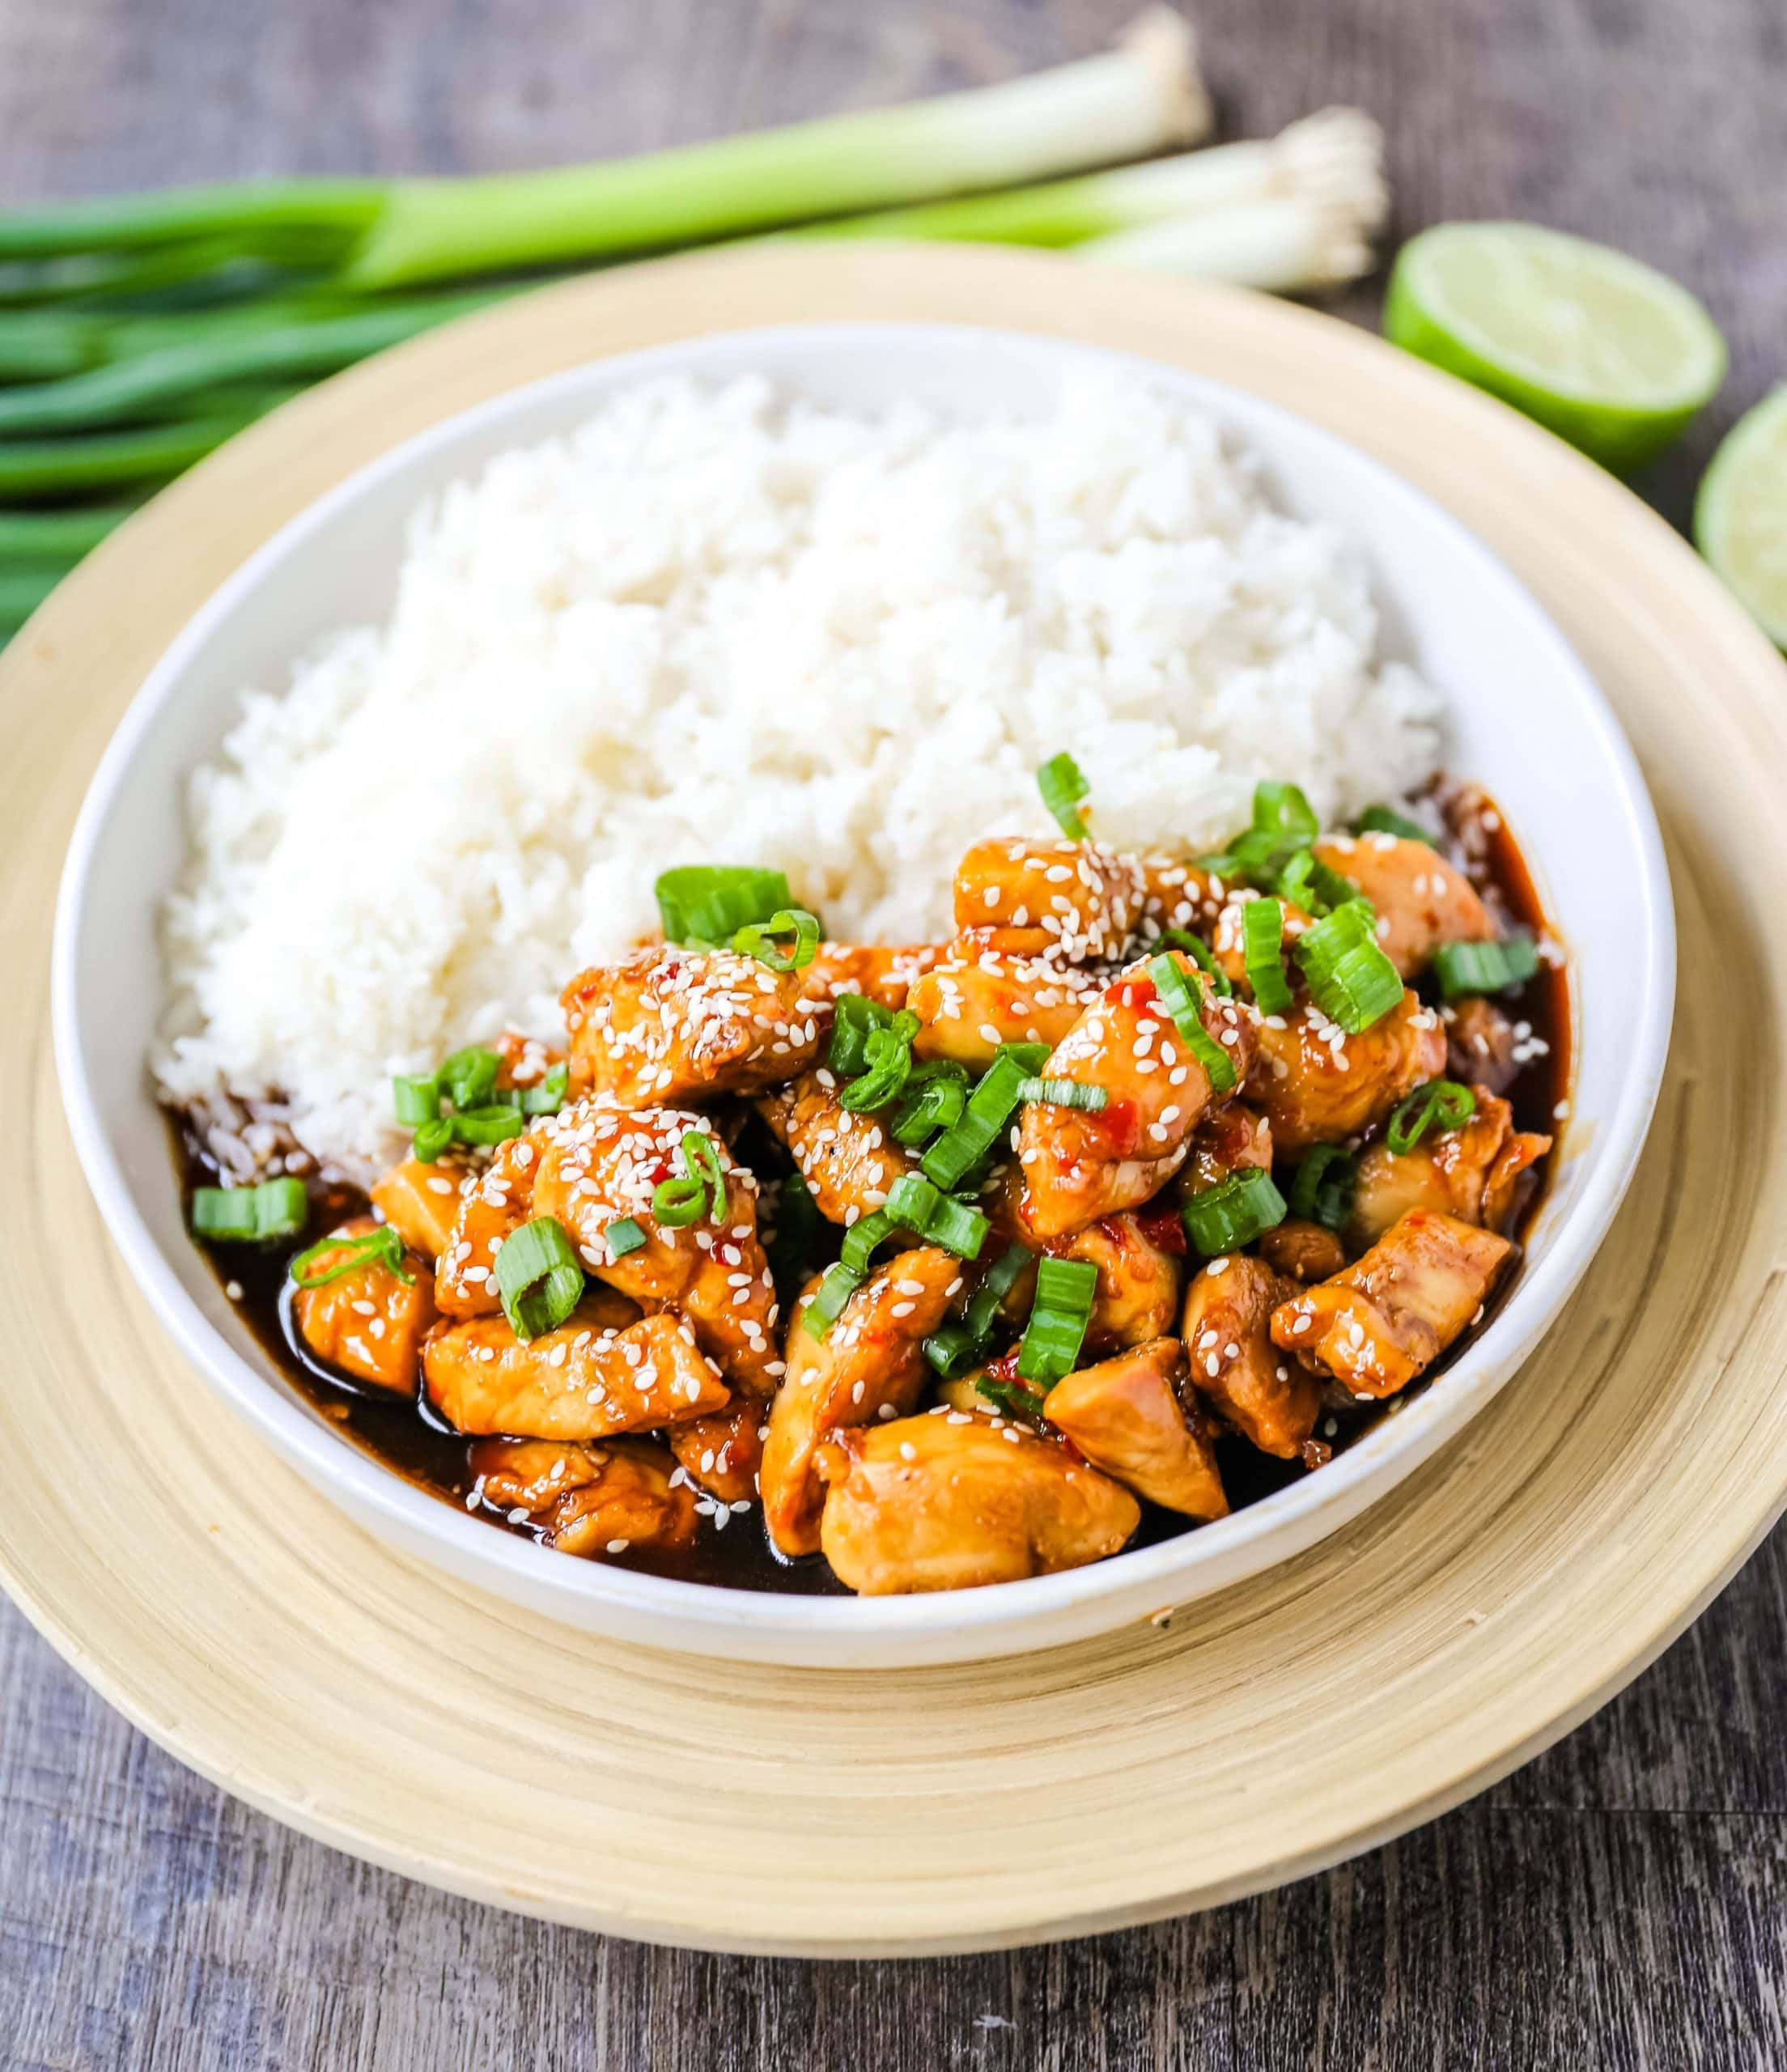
top-left (52, 322), bottom-right (1674, 1669)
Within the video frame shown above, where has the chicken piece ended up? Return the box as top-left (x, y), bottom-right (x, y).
top-left (1271, 1208), bottom-right (1512, 1399)
top-left (760, 1248), bottom-right (961, 1557)
top-left (1257, 1218), bottom-right (1348, 1284)
top-left (806, 943), bottom-right (942, 1012)
top-left (1181, 1253), bottom-right (1321, 1458)
top-left (424, 1300), bottom-right (728, 1439)
top-left (757, 1069), bottom-right (919, 1227)
top-left (1042, 1340), bottom-right (1228, 1518)
top-left (1313, 832), bottom-right (1494, 979)
top-left (371, 1153), bottom-right (474, 1264)
top-left (1482, 1127), bottom-right (1551, 1232)
top-left (1246, 992), bottom-right (1447, 1156)
top-left (666, 1399), bottom-right (766, 1507)
top-left (469, 1436), bottom-right (698, 1558)
top-left (492, 1029), bottom-right (567, 1094)
top-left (528, 1102), bottom-right (782, 1395)
top-left (953, 838), bottom-right (1145, 962)
top-left (1017, 952), bottom-right (1259, 1239)
top-left (562, 945), bottom-right (827, 1106)
top-left (1136, 857), bottom-right (1226, 943)
top-left (817, 1412), bottom-right (1140, 1594)
top-left (434, 1134), bottom-right (535, 1318)
top-left (1445, 996), bottom-right (1520, 1097)
top-left (1059, 1213), bottom-right (1183, 1352)
top-left (908, 948), bottom-right (1102, 1069)
top-left (291, 1216), bottom-right (436, 1395)
top-left (1182, 1102), bottom-right (1273, 1192)
top-left (1347, 1090), bottom-right (1552, 1249)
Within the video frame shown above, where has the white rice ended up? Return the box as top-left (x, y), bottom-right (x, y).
top-left (154, 369), bottom-right (1443, 1182)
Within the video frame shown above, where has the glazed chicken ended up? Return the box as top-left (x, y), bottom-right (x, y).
top-left (236, 774), bottom-right (1558, 1599)
top-left (817, 1412), bottom-right (1140, 1594)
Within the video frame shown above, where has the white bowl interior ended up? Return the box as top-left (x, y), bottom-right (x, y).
top-left (53, 322), bottom-right (1674, 1667)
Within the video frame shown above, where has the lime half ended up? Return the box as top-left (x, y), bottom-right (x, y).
top-left (1386, 223), bottom-right (1726, 471)
top-left (1696, 388), bottom-right (1787, 649)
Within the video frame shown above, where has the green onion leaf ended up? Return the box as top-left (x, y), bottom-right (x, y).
top-left (890, 1063), bottom-right (970, 1148)
top-left (732, 906), bottom-right (821, 973)
top-left (392, 1072), bottom-right (442, 1125)
top-left (883, 1171), bottom-right (989, 1259)
top-left (1000, 1042), bottom-right (1052, 1075)
top-left (1252, 779), bottom-right (1321, 842)
top-left (655, 864), bottom-right (792, 948)
top-left (1288, 1143), bottom-right (1356, 1232)
top-left (1242, 897), bottom-right (1293, 1014)
top-left (1037, 750), bottom-right (1091, 839)
top-left (450, 1104), bottom-right (526, 1149)
top-left (975, 1376), bottom-right (1051, 1428)
top-left (518, 1060), bottom-right (570, 1115)
top-left (1292, 899), bottom-right (1404, 1034)
top-left (493, 1215), bottom-right (585, 1341)
top-left (1433, 933), bottom-right (1541, 1001)
top-left (1355, 805), bottom-right (1431, 843)
top-left (923, 1239), bottom-right (1035, 1378)
top-left (1014, 1255), bottom-right (1099, 1386)
top-left (1017, 1076), bottom-right (1109, 1112)
top-left (190, 1175), bottom-right (308, 1242)
top-left (412, 1116), bottom-right (454, 1163)
top-left (605, 1216), bottom-right (647, 1260)
top-left (840, 1207), bottom-right (898, 1276)
top-left (652, 1128), bottom-right (728, 1228)
top-left (1146, 953), bottom-right (1237, 1094)
top-left (803, 1259), bottom-right (863, 1342)
top-left (1155, 927), bottom-right (1231, 996)
top-left (919, 1044), bottom-right (1036, 1191)
top-left (1181, 1166), bottom-right (1288, 1256)
top-left (827, 991), bottom-right (889, 1078)
top-left (289, 1221), bottom-right (412, 1289)
top-left (839, 1009), bottom-right (920, 1114)
top-left (441, 1045), bottom-right (500, 1110)
top-left (1275, 846), bottom-right (1357, 917)
top-left (1385, 1079), bottom-right (1478, 1156)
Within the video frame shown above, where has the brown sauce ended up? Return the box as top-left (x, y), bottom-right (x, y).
top-left (173, 794), bottom-right (1568, 1594)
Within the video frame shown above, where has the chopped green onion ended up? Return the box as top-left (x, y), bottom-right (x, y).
top-left (190, 1175), bottom-right (308, 1242)
top-left (890, 1062), bottom-right (970, 1147)
top-left (441, 1045), bottom-right (500, 1110)
top-left (976, 1376), bottom-right (1051, 1429)
top-left (493, 1215), bottom-right (585, 1341)
top-left (920, 1044), bottom-right (1035, 1191)
top-left (449, 1104), bottom-right (525, 1149)
top-left (1433, 933), bottom-right (1541, 1001)
top-left (803, 1259), bottom-right (863, 1342)
top-left (1276, 846), bottom-right (1356, 917)
top-left (1036, 750), bottom-right (1091, 839)
top-left (1251, 779), bottom-right (1320, 843)
top-left (840, 1208), bottom-right (898, 1276)
top-left (605, 1216), bottom-right (647, 1260)
top-left (412, 1116), bottom-right (454, 1163)
top-left (1156, 927), bottom-right (1231, 996)
top-left (732, 906), bottom-right (821, 973)
top-left (1292, 898), bottom-right (1404, 1034)
top-left (766, 1171), bottom-right (824, 1306)
top-left (1182, 1166), bottom-right (1288, 1255)
top-left (1198, 826), bottom-right (1302, 888)
top-left (1385, 1079), bottom-right (1478, 1156)
top-left (1000, 1041), bottom-right (1052, 1074)
top-left (839, 1009), bottom-right (919, 1113)
top-left (654, 864), bottom-right (792, 948)
top-left (1288, 1143), bottom-right (1356, 1232)
top-left (1355, 805), bottom-right (1431, 843)
top-left (652, 1128), bottom-right (728, 1228)
top-left (1242, 897), bottom-right (1293, 1014)
top-left (289, 1221), bottom-right (412, 1289)
top-left (883, 1172), bottom-right (989, 1260)
top-left (1146, 953), bottom-right (1237, 1093)
top-left (1017, 1076), bottom-right (1109, 1112)
top-left (923, 1240), bottom-right (1035, 1378)
top-left (518, 1060), bottom-right (570, 1115)
top-left (827, 991), bottom-right (889, 1078)
top-left (1015, 1255), bottom-right (1099, 1386)
top-left (392, 1072), bottom-right (442, 1125)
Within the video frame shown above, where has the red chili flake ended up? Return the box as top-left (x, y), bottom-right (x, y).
top-left (1085, 1097), bottom-right (1140, 1157)
top-left (1134, 1205), bottom-right (1189, 1256)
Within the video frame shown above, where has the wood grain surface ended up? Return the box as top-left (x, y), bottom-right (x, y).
top-left (2, 2), bottom-right (1784, 2067)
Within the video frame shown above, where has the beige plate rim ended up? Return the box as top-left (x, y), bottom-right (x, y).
top-left (3, 243), bottom-right (1785, 1954)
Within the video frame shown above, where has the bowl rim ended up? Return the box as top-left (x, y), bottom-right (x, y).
top-left (50, 317), bottom-right (1676, 1650)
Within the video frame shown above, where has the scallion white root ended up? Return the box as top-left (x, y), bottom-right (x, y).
top-left (1080, 193), bottom-right (1378, 292)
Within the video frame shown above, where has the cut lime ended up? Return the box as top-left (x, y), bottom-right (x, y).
top-left (1696, 388), bottom-right (1787, 649)
top-left (1385, 223), bottom-right (1726, 471)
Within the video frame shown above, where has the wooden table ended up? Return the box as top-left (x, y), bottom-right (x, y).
top-left (2, 3), bottom-right (1782, 2064)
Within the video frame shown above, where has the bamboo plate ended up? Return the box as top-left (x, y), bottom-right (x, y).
top-left (4, 244), bottom-right (1785, 1956)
